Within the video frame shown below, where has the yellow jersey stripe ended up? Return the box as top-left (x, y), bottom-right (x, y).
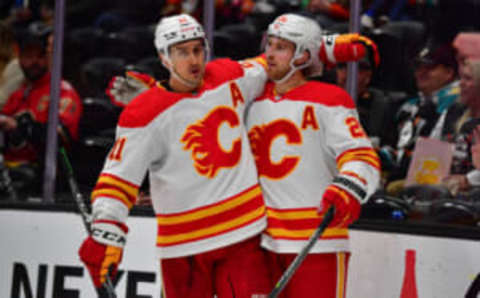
top-left (97, 175), bottom-right (139, 198)
top-left (266, 208), bottom-right (318, 220)
top-left (338, 154), bottom-right (380, 169)
top-left (337, 150), bottom-right (378, 162)
top-left (157, 186), bottom-right (262, 225)
top-left (92, 189), bottom-right (133, 209)
top-left (337, 151), bottom-right (378, 165)
top-left (157, 205), bottom-right (265, 245)
top-left (336, 252), bottom-right (346, 298)
top-left (266, 227), bottom-right (348, 238)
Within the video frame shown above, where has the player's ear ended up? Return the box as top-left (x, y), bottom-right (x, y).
top-left (159, 52), bottom-right (170, 69)
top-left (294, 50), bottom-right (310, 67)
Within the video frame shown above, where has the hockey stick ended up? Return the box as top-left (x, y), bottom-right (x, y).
top-left (268, 206), bottom-right (335, 298)
top-left (59, 147), bottom-right (117, 298)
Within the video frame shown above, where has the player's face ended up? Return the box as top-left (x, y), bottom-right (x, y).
top-left (169, 39), bottom-right (206, 87)
top-left (265, 36), bottom-right (295, 81)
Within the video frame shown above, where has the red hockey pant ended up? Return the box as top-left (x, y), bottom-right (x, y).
top-left (267, 251), bottom-right (350, 298)
top-left (159, 235), bottom-right (272, 298)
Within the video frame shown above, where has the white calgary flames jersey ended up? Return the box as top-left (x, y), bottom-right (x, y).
top-left (246, 81), bottom-right (380, 254)
top-left (91, 58), bottom-right (268, 258)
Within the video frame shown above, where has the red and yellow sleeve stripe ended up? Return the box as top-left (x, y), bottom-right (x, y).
top-left (156, 184), bottom-right (265, 247)
top-left (265, 207), bottom-right (348, 240)
top-left (242, 55), bottom-right (267, 70)
top-left (91, 173), bottom-right (139, 209)
top-left (336, 147), bottom-right (380, 170)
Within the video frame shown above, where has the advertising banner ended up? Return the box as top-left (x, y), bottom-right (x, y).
top-left (348, 230), bottom-right (479, 298)
top-left (1, 210), bottom-right (479, 298)
top-left (1, 210), bottom-right (160, 298)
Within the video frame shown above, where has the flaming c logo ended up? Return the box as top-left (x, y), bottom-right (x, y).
top-left (181, 106), bottom-right (242, 178)
top-left (248, 119), bottom-right (301, 179)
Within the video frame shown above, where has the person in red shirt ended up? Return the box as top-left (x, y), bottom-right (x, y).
top-left (0, 24), bottom-right (82, 195)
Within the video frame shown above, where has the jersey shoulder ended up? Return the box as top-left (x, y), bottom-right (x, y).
top-left (289, 81), bottom-right (356, 108)
top-left (204, 58), bottom-right (244, 87)
top-left (240, 54), bottom-right (267, 70)
top-left (118, 86), bottom-right (184, 128)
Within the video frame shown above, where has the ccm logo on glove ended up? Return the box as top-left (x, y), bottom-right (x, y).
top-left (91, 220), bottom-right (128, 247)
top-left (92, 227), bottom-right (126, 246)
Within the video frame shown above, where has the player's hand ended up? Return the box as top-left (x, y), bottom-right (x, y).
top-left (318, 185), bottom-right (361, 228)
top-left (79, 220), bottom-right (128, 289)
top-left (106, 71), bottom-right (156, 108)
top-left (320, 33), bottom-right (380, 68)
top-left (349, 34), bottom-right (380, 67)
top-left (0, 115), bottom-right (17, 131)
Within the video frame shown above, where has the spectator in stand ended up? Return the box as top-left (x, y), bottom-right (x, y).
top-left (93, 0), bottom-right (166, 32)
top-left (306, 0), bottom-right (350, 18)
top-left (361, 0), bottom-right (409, 29)
top-left (0, 23), bottom-right (82, 196)
top-left (442, 59), bottom-right (480, 195)
top-left (471, 125), bottom-right (480, 171)
top-left (3, 0), bottom-right (44, 31)
top-left (0, 22), bottom-right (24, 109)
top-left (38, 0), bottom-right (55, 26)
top-left (304, 0), bottom-right (350, 28)
top-left (360, 0), bottom-right (436, 29)
top-left (453, 32), bottom-right (480, 75)
top-left (161, 0), bottom-right (256, 27)
top-left (335, 56), bottom-right (394, 148)
top-left (384, 42), bottom-right (465, 193)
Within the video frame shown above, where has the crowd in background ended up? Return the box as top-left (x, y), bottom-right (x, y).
top-left (1, 0), bottom-right (480, 226)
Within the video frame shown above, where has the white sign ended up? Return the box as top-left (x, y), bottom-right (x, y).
top-left (348, 230), bottom-right (480, 298)
top-left (0, 210), bottom-right (160, 298)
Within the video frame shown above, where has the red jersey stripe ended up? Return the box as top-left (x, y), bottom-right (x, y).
top-left (157, 193), bottom-right (263, 235)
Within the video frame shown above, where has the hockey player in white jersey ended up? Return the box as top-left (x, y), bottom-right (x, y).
top-left (78, 14), bottom-right (272, 297)
top-left (246, 14), bottom-right (381, 297)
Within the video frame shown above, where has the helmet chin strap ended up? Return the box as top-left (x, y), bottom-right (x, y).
top-left (162, 56), bottom-right (200, 89)
top-left (171, 64), bottom-right (199, 89)
top-left (272, 54), bottom-right (310, 85)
